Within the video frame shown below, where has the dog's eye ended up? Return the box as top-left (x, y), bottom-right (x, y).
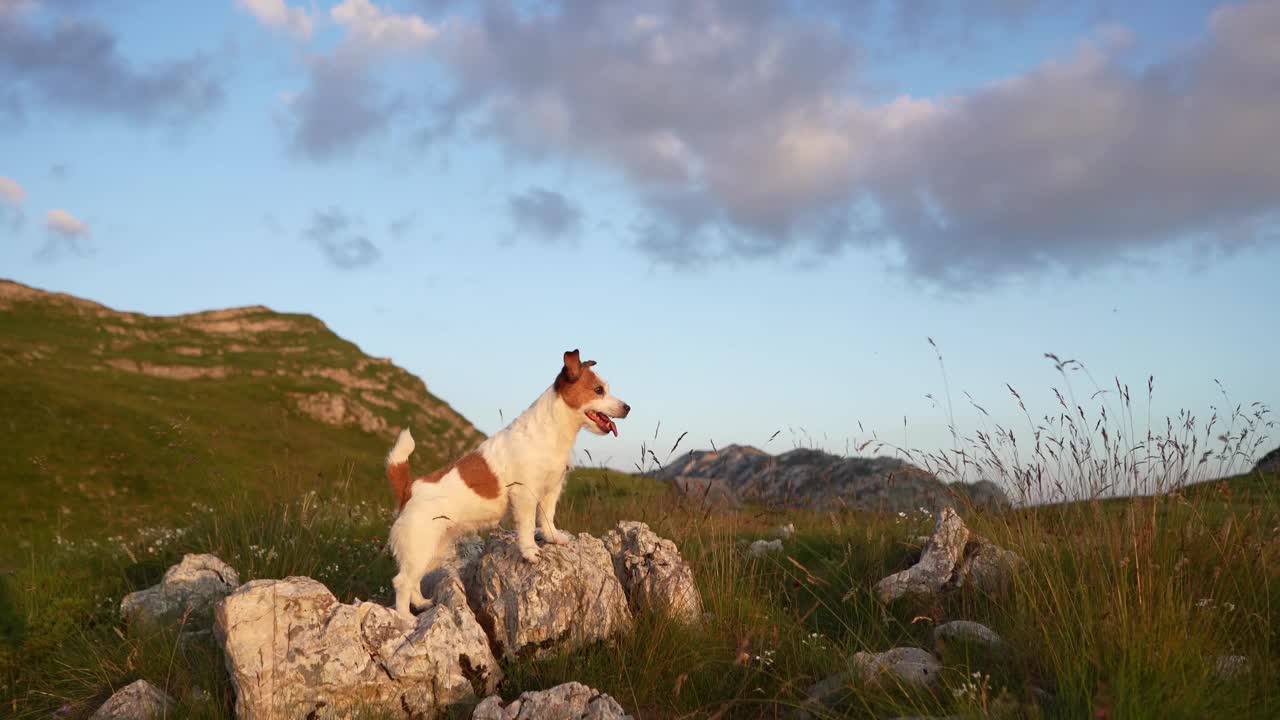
top-left (594, 386), bottom-right (605, 395)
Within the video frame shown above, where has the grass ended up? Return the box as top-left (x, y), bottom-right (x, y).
top-left (1, 283), bottom-right (1277, 718)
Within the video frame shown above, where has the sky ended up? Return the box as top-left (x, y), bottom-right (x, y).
top-left (1, 0), bottom-right (1277, 480)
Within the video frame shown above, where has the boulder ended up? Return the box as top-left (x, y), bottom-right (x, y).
top-left (933, 620), bottom-right (1004, 650)
top-left (602, 521), bottom-right (703, 625)
top-left (89, 680), bottom-right (173, 720)
top-left (852, 647), bottom-right (942, 690)
top-left (467, 532), bottom-right (632, 661)
top-left (120, 553), bottom-right (239, 631)
top-left (875, 508), bottom-right (1023, 605)
top-left (215, 576), bottom-right (499, 720)
top-left (473, 682), bottom-right (633, 720)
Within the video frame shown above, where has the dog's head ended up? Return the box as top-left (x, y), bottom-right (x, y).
top-left (554, 349), bottom-right (630, 436)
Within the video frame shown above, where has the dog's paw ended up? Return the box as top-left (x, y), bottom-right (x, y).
top-left (544, 529), bottom-right (573, 545)
top-left (519, 544), bottom-right (542, 564)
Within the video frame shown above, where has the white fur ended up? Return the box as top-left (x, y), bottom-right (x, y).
top-left (387, 378), bottom-right (627, 618)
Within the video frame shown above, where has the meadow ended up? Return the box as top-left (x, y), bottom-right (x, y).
top-left (1, 282), bottom-right (1276, 718)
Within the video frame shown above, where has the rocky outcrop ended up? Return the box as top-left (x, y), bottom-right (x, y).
top-left (467, 532), bottom-right (632, 660)
top-left (1255, 446), bottom-right (1280, 475)
top-left (875, 508), bottom-right (1023, 605)
top-left (852, 647), bottom-right (942, 689)
top-left (89, 680), bottom-right (173, 720)
top-left (120, 554), bottom-right (239, 632)
top-left (473, 682), bottom-right (634, 720)
top-left (670, 476), bottom-right (741, 510)
top-left (658, 445), bottom-right (1009, 511)
top-left (215, 576), bottom-right (500, 720)
top-left (602, 522), bottom-right (703, 625)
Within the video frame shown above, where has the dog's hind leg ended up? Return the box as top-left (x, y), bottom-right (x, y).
top-left (390, 517), bottom-right (448, 619)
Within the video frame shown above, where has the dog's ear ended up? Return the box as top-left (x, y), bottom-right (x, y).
top-left (563, 349), bottom-right (583, 381)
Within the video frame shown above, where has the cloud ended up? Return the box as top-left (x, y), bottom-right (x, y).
top-left (37, 207), bottom-right (90, 259)
top-left (0, 175), bottom-right (24, 205)
top-left (508, 187), bottom-right (582, 244)
top-left (283, 0), bottom-right (438, 160)
top-left (0, 174), bottom-right (23, 230)
top-left (236, 0), bottom-right (313, 38)
top-left (332, 0), bottom-right (438, 50)
top-left (426, 0), bottom-right (1280, 286)
top-left (305, 207), bottom-right (381, 269)
top-left (284, 50), bottom-right (402, 160)
top-left (0, 8), bottom-right (223, 126)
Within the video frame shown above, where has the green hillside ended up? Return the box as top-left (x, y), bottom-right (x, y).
top-left (0, 279), bottom-right (483, 566)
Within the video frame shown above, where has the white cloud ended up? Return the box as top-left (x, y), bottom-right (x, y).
top-left (236, 0), bottom-right (314, 39)
top-left (46, 208), bottom-right (88, 236)
top-left (331, 0), bottom-right (438, 50)
top-left (0, 175), bottom-right (24, 205)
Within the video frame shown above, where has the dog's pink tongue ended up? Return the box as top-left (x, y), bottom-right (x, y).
top-left (608, 418), bottom-right (618, 437)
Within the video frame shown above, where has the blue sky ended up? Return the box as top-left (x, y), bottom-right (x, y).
top-left (1, 0), bottom-right (1277, 476)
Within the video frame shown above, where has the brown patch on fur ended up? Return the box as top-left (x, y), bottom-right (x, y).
top-left (390, 460), bottom-right (448, 511)
top-left (554, 349), bottom-right (602, 410)
top-left (456, 452), bottom-right (500, 499)
top-left (388, 461), bottom-right (413, 511)
top-left (391, 452), bottom-right (498, 510)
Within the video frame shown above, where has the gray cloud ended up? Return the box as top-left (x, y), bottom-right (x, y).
top-left (0, 8), bottom-right (223, 127)
top-left (508, 187), bottom-right (582, 243)
top-left (305, 207), bottom-right (381, 269)
top-left (425, 0), bottom-right (1280, 286)
top-left (285, 50), bottom-right (402, 160)
top-left (282, 1), bottom-right (438, 160)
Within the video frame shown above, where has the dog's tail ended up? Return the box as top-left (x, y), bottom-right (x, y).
top-left (387, 428), bottom-right (416, 511)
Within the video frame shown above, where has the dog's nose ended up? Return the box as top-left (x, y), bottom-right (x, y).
top-left (622, 403), bottom-right (631, 416)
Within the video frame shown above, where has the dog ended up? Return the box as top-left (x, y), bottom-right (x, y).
top-left (384, 348), bottom-right (630, 617)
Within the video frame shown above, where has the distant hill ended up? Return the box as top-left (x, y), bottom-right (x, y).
top-left (656, 444), bottom-right (1010, 512)
top-left (0, 279), bottom-right (483, 561)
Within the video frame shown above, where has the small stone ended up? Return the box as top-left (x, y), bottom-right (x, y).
top-left (875, 508), bottom-right (1022, 605)
top-left (772, 523), bottom-right (796, 540)
top-left (1213, 655), bottom-right (1250, 679)
top-left (472, 682), bottom-right (634, 719)
top-left (933, 620), bottom-right (1004, 650)
top-left (120, 553), bottom-right (240, 632)
top-left (852, 647), bottom-right (942, 689)
top-left (90, 680), bottom-right (173, 720)
top-left (748, 539), bottom-right (783, 557)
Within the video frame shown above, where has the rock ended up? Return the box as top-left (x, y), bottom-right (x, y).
top-left (933, 620), bottom-right (1003, 650)
top-left (473, 682), bottom-right (634, 719)
top-left (602, 521), bottom-right (703, 625)
top-left (670, 476), bottom-right (741, 510)
top-left (467, 532), bottom-right (632, 661)
top-left (748, 539), bottom-right (783, 557)
top-left (875, 508), bottom-right (1023, 605)
top-left (1213, 655), bottom-right (1250, 679)
top-left (89, 680), bottom-right (173, 720)
top-left (791, 673), bottom-right (849, 720)
top-left (772, 523), bottom-right (796, 540)
top-left (215, 576), bottom-right (499, 720)
top-left (659, 445), bottom-right (1009, 511)
top-left (120, 553), bottom-right (239, 631)
top-left (852, 647), bottom-right (942, 689)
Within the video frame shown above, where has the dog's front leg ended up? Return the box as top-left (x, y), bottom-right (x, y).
top-left (510, 484), bottom-right (541, 563)
top-left (537, 470), bottom-right (572, 545)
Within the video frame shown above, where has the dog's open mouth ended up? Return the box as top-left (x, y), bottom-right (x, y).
top-left (586, 410), bottom-right (617, 436)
